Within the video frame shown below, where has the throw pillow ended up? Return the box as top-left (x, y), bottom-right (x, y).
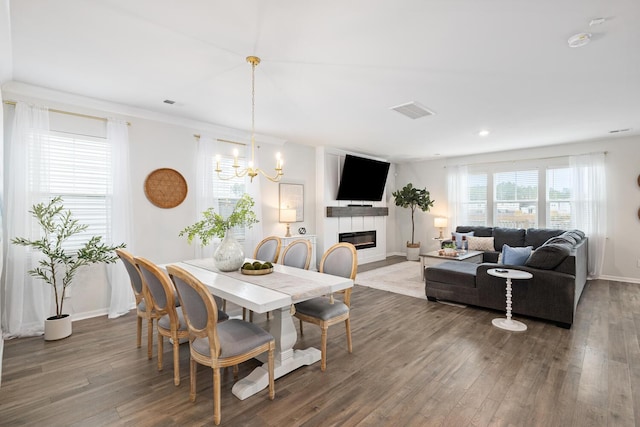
top-left (452, 231), bottom-right (474, 249)
top-left (525, 243), bottom-right (571, 270)
top-left (544, 236), bottom-right (576, 247)
top-left (559, 232), bottom-right (578, 245)
top-left (467, 236), bottom-right (494, 251)
top-left (501, 244), bottom-right (533, 266)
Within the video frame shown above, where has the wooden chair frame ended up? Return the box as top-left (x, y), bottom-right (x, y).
top-left (294, 242), bottom-right (357, 371)
top-left (167, 265), bottom-right (275, 425)
top-left (134, 256), bottom-right (189, 386)
top-left (117, 249), bottom-right (158, 360)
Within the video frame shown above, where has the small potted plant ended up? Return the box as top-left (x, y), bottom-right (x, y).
top-left (12, 197), bottom-right (126, 340)
top-left (392, 183), bottom-right (435, 261)
top-left (441, 241), bottom-right (457, 256)
top-left (179, 194), bottom-right (259, 271)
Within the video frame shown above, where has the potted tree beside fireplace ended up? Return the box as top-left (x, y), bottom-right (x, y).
top-left (392, 183), bottom-right (435, 261)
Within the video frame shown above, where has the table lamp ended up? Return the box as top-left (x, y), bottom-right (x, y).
top-left (434, 217), bottom-right (448, 239)
top-left (280, 209), bottom-right (297, 237)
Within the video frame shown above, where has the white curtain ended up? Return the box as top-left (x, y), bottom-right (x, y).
top-left (195, 135), bottom-right (217, 258)
top-left (1, 103), bottom-right (51, 338)
top-left (106, 119), bottom-right (134, 318)
top-left (0, 87), bottom-right (4, 380)
top-left (570, 153), bottom-right (607, 279)
top-left (446, 164), bottom-right (468, 231)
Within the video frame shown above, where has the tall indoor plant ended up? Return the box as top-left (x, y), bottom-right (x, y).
top-left (12, 196), bottom-right (126, 340)
top-left (392, 183), bottom-right (435, 260)
top-left (179, 194), bottom-right (259, 271)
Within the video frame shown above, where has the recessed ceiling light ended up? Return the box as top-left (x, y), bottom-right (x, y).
top-left (568, 32), bottom-right (592, 48)
top-left (478, 129), bottom-right (490, 137)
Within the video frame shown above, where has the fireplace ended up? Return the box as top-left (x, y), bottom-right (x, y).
top-left (339, 230), bottom-right (376, 250)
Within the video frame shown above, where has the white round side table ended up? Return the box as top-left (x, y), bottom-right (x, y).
top-left (487, 268), bottom-right (533, 331)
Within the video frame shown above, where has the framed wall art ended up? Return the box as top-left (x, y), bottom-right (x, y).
top-left (279, 183), bottom-right (304, 222)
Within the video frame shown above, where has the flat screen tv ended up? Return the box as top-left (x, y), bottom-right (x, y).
top-left (336, 154), bottom-right (390, 201)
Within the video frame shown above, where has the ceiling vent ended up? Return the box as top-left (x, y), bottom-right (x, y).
top-left (390, 102), bottom-right (435, 119)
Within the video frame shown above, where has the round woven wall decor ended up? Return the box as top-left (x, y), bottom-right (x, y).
top-left (144, 168), bottom-right (188, 208)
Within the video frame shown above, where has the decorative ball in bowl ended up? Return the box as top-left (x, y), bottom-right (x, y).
top-left (241, 261), bottom-right (274, 275)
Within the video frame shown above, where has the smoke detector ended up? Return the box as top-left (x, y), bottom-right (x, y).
top-left (568, 32), bottom-right (592, 48)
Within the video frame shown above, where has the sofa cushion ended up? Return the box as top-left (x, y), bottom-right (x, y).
top-left (467, 236), bottom-right (495, 251)
top-left (452, 231), bottom-right (474, 249)
top-left (456, 226), bottom-right (493, 237)
top-left (493, 227), bottom-right (526, 251)
top-left (501, 244), bottom-right (533, 266)
top-left (424, 261), bottom-right (478, 289)
top-left (524, 228), bottom-right (564, 249)
top-left (525, 243), bottom-right (572, 270)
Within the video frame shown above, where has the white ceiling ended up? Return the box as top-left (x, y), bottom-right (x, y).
top-left (4, 0), bottom-right (640, 162)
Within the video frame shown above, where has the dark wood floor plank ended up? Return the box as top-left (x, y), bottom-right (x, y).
top-left (1, 275), bottom-right (639, 426)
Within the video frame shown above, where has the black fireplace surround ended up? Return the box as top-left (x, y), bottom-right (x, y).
top-left (339, 230), bottom-right (376, 250)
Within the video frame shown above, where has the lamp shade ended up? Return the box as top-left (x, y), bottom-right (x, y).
top-left (280, 209), bottom-right (297, 223)
top-left (434, 217), bottom-right (448, 228)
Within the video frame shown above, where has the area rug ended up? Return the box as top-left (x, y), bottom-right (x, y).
top-left (356, 261), bottom-right (426, 300)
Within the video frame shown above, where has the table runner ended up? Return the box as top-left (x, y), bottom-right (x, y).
top-left (183, 259), bottom-right (333, 303)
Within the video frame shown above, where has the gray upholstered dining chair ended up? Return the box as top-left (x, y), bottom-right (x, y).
top-left (166, 264), bottom-right (275, 426)
top-left (116, 249), bottom-right (158, 359)
top-left (253, 236), bottom-right (282, 263)
top-left (134, 256), bottom-right (191, 386)
top-left (280, 239), bottom-right (313, 270)
top-left (294, 242), bottom-right (357, 371)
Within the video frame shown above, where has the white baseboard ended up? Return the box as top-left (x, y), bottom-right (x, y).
top-left (597, 275), bottom-right (640, 284)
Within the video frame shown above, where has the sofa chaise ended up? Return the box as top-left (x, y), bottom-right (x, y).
top-left (424, 226), bottom-right (588, 328)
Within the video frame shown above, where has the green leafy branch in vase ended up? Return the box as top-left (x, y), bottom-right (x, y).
top-left (179, 194), bottom-right (259, 246)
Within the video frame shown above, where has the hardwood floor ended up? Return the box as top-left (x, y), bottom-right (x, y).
top-left (1, 265), bottom-right (638, 426)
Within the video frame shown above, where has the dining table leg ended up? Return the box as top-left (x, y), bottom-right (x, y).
top-left (231, 305), bottom-right (321, 400)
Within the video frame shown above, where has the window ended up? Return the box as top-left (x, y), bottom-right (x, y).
top-left (465, 173), bottom-right (488, 226)
top-left (31, 130), bottom-right (111, 251)
top-left (212, 153), bottom-right (248, 241)
top-left (494, 170), bottom-right (538, 228)
top-left (450, 158), bottom-right (575, 228)
top-left (547, 167), bottom-right (571, 229)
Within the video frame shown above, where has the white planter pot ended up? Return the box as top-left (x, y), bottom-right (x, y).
top-left (406, 244), bottom-right (421, 261)
top-left (44, 314), bottom-right (72, 341)
top-left (213, 231), bottom-right (245, 272)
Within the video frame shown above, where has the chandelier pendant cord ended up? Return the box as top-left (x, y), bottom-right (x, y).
top-left (215, 55), bottom-right (283, 183)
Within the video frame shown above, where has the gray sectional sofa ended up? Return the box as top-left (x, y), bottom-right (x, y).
top-left (424, 226), bottom-right (588, 328)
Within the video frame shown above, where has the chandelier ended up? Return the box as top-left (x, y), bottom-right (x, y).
top-left (215, 56), bottom-right (284, 182)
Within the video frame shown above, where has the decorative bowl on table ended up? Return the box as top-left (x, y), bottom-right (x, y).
top-left (241, 261), bottom-right (274, 275)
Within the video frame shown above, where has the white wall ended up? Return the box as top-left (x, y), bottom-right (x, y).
top-left (1, 83), bottom-right (316, 319)
top-left (393, 135), bottom-right (640, 282)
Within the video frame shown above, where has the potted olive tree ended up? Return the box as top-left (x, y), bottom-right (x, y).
top-left (392, 183), bottom-right (435, 261)
top-left (179, 194), bottom-right (259, 271)
top-left (12, 197), bottom-right (125, 340)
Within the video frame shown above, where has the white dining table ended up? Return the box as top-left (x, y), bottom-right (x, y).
top-left (163, 258), bottom-right (354, 400)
